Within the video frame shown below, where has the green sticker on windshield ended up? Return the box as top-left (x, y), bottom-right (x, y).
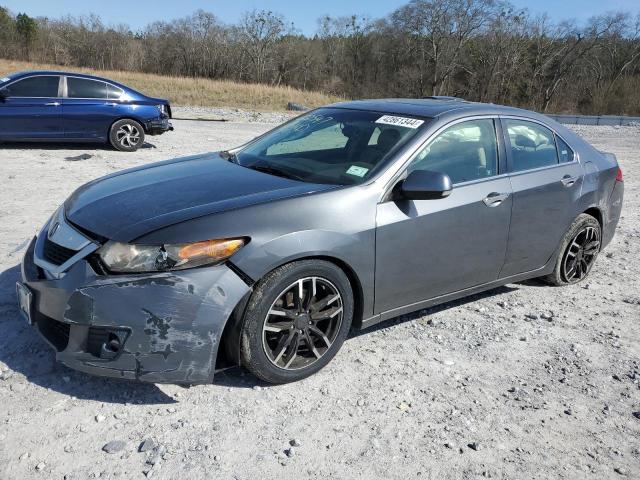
top-left (346, 165), bottom-right (369, 177)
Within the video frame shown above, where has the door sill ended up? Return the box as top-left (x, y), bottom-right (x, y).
top-left (361, 262), bottom-right (553, 330)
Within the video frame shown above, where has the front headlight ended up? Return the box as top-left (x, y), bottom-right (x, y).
top-left (97, 238), bottom-right (246, 273)
top-left (157, 104), bottom-right (167, 115)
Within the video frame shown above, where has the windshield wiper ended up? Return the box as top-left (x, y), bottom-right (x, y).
top-left (220, 150), bottom-right (238, 163)
top-left (248, 164), bottom-right (304, 181)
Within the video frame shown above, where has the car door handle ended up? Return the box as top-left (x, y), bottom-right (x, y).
top-left (483, 192), bottom-right (510, 207)
top-left (561, 175), bottom-right (579, 187)
top-left (45, 102), bottom-right (61, 106)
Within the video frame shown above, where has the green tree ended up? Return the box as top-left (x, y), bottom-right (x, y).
top-left (0, 7), bottom-right (16, 56)
top-left (15, 12), bottom-right (38, 58)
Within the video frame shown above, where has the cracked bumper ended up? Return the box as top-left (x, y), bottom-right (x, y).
top-left (20, 237), bottom-right (250, 384)
top-left (146, 117), bottom-right (173, 135)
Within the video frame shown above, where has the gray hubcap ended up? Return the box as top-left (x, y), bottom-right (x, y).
top-left (262, 277), bottom-right (343, 371)
top-left (116, 124), bottom-right (141, 148)
top-left (562, 226), bottom-right (600, 282)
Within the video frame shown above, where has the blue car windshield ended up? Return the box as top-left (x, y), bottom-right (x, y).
top-left (233, 108), bottom-right (428, 185)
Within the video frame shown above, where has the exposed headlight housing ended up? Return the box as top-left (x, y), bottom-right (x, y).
top-left (157, 104), bottom-right (167, 115)
top-left (97, 238), bottom-right (246, 273)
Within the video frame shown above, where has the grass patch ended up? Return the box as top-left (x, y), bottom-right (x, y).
top-left (0, 59), bottom-right (341, 111)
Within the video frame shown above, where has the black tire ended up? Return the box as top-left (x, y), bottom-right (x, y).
top-left (240, 260), bottom-right (354, 384)
top-left (109, 119), bottom-right (145, 152)
top-left (543, 213), bottom-right (602, 286)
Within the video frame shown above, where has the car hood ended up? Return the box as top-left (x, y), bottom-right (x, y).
top-left (65, 152), bottom-right (335, 242)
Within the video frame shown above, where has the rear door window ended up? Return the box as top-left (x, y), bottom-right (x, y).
top-left (555, 136), bottom-right (575, 163)
top-left (67, 77), bottom-right (107, 99)
top-left (2, 76), bottom-right (60, 97)
top-left (505, 119), bottom-right (559, 172)
top-left (107, 84), bottom-right (124, 100)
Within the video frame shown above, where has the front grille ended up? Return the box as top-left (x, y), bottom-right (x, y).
top-left (37, 316), bottom-right (70, 352)
top-left (43, 237), bottom-right (77, 265)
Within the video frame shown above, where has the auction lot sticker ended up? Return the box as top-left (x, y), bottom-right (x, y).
top-left (376, 115), bottom-right (424, 129)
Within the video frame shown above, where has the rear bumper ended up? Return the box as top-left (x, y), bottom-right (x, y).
top-left (146, 117), bottom-right (173, 135)
top-left (20, 236), bottom-right (250, 384)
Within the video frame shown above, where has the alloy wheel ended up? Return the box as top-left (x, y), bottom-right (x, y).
top-left (561, 226), bottom-right (601, 283)
top-left (116, 123), bottom-right (141, 148)
top-left (262, 277), bottom-right (343, 370)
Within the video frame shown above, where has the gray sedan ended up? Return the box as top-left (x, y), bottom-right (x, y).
top-left (17, 98), bottom-right (624, 384)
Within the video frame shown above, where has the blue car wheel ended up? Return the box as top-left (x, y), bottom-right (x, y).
top-left (109, 119), bottom-right (145, 152)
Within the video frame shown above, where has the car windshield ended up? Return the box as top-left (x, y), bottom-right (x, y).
top-left (232, 107), bottom-right (429, 185)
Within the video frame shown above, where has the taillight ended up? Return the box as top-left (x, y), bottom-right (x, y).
top-left (616, 167), bottom-right (623, 182)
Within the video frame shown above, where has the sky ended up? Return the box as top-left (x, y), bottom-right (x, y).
top-left (3, 0), bottom-right (640, 35)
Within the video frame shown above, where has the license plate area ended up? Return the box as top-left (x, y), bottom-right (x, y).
top-left (16, 282), bottom-right (34, 325)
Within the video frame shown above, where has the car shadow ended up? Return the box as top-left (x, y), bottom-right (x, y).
top-left (215, 284), bottom-right (520, 389)
top-left (1, 260), bottom-right (519, 394)
top-left (0, 141), bottom-right (156, 151)
top-left (350, 284), bottom-right (519, 337)
top-left (0, 264), bottom-right (175, 404)
top-left (516, 278), bottom-right (551, 288)
top-left (212, 366), bottom-right (269, 389)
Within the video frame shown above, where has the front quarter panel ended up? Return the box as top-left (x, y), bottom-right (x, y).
top-left (136, 185), bottom-right (380, 320)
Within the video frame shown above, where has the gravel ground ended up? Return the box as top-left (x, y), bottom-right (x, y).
top-left (0, 119), bottom-right (638, 480)
top-left (171, 106), bottom-right (299, 123)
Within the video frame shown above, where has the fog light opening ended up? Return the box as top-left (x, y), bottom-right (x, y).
top-left (105, 333), bottom-right (122, 353)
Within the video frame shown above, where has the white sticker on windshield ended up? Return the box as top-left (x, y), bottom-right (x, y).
top-left (346, 165), bottom-right (369, 177)
top-left (0, 77), bottom-right (10, 83)
top-left (376, 115), bottom-right (424, 129)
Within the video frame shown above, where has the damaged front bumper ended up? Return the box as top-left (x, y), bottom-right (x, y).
top-left (20, 236), bottom-right (250, 384)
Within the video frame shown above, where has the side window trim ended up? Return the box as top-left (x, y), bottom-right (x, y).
top-left (0, 75), bottom-right (63, 98)
top-left (499, 117), bottom-right (516, 173)
top-left (495, 118), bottom-right (508, 176)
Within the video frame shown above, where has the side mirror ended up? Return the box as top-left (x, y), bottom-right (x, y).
top-left (400, 170), bottom-right (452, 200)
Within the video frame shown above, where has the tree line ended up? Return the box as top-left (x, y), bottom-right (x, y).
top-left (1, 0), bottom-right (640, 115)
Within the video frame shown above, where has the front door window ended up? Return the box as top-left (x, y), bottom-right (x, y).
top-left (407, 119), bottom-right (499, 183)
top-left (1, 76), bottom-right (60, 97)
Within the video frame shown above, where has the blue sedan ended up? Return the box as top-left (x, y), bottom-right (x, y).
top-left (0, 71), bottom-right (173, 151)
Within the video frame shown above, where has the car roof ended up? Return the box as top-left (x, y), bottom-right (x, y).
top-left (327, 98), bottom-right (541, 120)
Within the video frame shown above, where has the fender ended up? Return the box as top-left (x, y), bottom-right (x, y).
top-left (231, 228), bottom-right (375, 320)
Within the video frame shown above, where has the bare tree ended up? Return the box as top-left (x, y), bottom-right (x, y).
top-left (390, 0), bottom-right (499, 96)
top-left (238, 10), bottom-right (288, 83)
top-left (1, 1), bottom-right (640, 115)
